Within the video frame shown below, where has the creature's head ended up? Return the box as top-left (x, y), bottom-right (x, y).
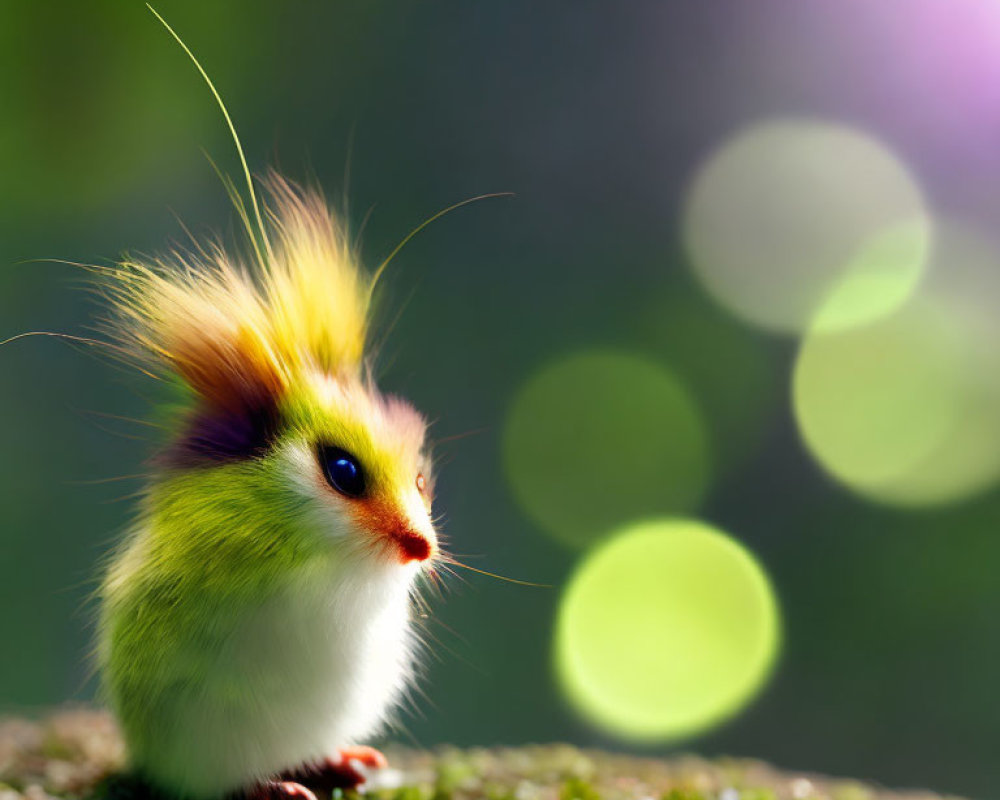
top-left (109, 175), bottom-right (438, 573)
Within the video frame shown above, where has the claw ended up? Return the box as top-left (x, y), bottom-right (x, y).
top-left (335, 746), bottom-right (388, 770)
top-left (282, 747), bottom-right (389, 792)
top-left (251, 781), bottom-right (318, 800)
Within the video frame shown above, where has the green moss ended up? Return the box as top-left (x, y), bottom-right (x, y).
top-left (560, 778), bottom-right (602, 800)
top-left (484, 788), bottom-right (518, 800)
top-left (832, 785), bottom-right (874, 800)
top-left (0, 710), bottom-right (967, 800)
top-left (392, 786), bottom-right (430, 800)
top-left (435, 757), bottom-right (476, 793)
top-left (661, 790), bottom-right (708, 800)
top-left (39, 732), bottom-right (76, 761)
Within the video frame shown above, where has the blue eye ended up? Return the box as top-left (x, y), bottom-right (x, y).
top-left (318, 446), bottom-right (366, 498)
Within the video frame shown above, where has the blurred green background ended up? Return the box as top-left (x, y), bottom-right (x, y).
top-left (3, 1), bottom-right (1000, 797)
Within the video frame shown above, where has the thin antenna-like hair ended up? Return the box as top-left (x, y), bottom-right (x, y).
top-left (111, 7), bottom-right (510, 425)
top-left (146, 3), bottom-right (274, 270)
top-left (106, 174), bottom-right (371, 416)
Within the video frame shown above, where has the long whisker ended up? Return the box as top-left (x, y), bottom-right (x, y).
top-left (74, 408), bottom-right (167, 430)
top-left (439, 556), bottom-right (551, 588)
top-left (421, 568), bottom-right (448, 602)
top-left (65, 473), bottom-right (153, 486)
top-left (13, 257), bottom-right (113, 276)
top-left (434, 427), bottom-right (490, 445)
top-left (0, 331), bottom-right (160, 380)
top-left (0, 330), bottom-right (103, 348)
top-left (433, 562), bottom-right (469, 588)
top-left (367, 192), bottom-right (514, 301)
top-left (102, 489), bottom-right (148, 505)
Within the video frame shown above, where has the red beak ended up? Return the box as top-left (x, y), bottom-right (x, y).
top-left (389, 526), bottom-right (432, 563)
top-left (353, 500), bottom-right (433, 564)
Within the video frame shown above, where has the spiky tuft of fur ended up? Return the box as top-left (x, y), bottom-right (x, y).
top-left (107, 174), bottom-right (371, 419)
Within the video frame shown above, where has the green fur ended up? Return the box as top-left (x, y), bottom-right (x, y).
top-left (99, 449), bottom-right (323, 777)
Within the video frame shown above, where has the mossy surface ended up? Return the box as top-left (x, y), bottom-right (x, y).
top-left (0, 710), bottom-right (963, 800)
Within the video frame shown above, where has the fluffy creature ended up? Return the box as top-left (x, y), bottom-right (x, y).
top-left (97, 173), bottom-right (440, 800)
top-left (58, 12), bottom-right (465, 798)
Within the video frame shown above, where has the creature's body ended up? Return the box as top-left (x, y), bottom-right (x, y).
top-left (95, 174), bottom-right (440, 800)
top-left (103, 506), bottom-right (414, 796)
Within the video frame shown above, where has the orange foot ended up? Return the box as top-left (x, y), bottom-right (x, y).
top-left (283, 747), bottom-right (388, 791)
top-left (252, 780), bottom-right (318, 800)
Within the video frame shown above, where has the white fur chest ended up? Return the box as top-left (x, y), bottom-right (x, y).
top-left (150, 562), bottom-right (417, 798)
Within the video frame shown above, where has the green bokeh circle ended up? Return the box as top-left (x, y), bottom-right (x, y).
top-left (555, 518), bottom-right (780, 741)
top-left (503, 351), bottom-right (710, 548)
top-left (794, 224), bottom-right (1000, 507)
top-left (794, 300), bottom-right (964, 496)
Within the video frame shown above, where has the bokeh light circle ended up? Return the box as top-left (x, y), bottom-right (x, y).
top-left (794, 223), bottom-right (1000, 506)
top-left (503, 351), bottom-right (710, 548)
top-left (683, 118), bottom-right (931, 334)
top-left (555, 518), bottom-right (780, 741)
top-left (794, 300), bottom-right (964, 494)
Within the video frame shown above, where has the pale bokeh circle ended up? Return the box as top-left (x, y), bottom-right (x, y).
top-left (794, 223), bottom-right (1000, 506)
top-left (683, 118), bottom-right (931, 334)
top-left (503, 351), bottom-right (710, 548)
top-left (555, 518), bottom-right (780, 741)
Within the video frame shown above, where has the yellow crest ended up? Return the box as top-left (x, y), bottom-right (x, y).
top-left (108, 175), bottom-right (370, 415)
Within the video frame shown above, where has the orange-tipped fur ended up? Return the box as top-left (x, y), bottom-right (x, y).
top-left (107, 175), bottom-right (370, 416)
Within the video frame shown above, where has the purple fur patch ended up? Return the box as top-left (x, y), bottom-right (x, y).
top-left (161, 400), bottom-right (282, 468)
